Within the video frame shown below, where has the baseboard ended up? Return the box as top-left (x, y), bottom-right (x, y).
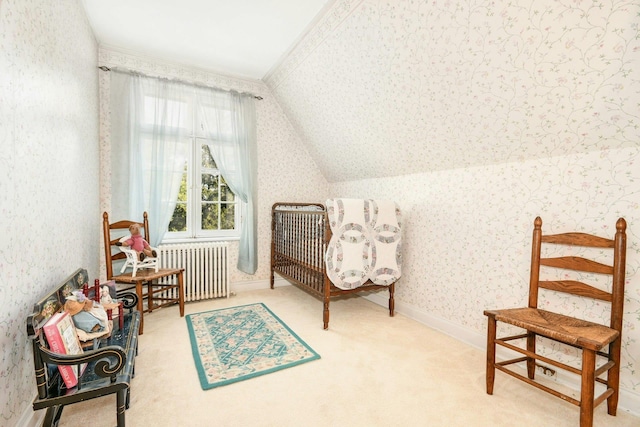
top-left (552, 368), bottom-right (640, 418)
top-left (362, 292), bottom-right (640, 417)
top-left (615, 387), bottom-right (640, 417)
top-left (16, 397), bottom-right (43, 427)
top-left (363, 291), bottom-right (487, 349)
top-left (231, 277), bottom-right (291, 293)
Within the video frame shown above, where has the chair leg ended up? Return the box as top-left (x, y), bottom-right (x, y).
top-left (323, 297), bottom-right (330, 330)
top-left (178, 271), bottom-right (185, 317)
top-left (147, 282), bottom-right (153, 312)
top-left (117, 388), bottom-right (127, 427)
top-left (135, 281), bottom-right (144, 335)
top-left (43, 405), bottom-right (63, 427)
top-left (526, 331), bottom-right (536, 379)
top-left (607, 339), bottom-right (622, 416)
top-left (580, 349), bottom-right (596, 427)
top-left (388, 283), bottom-right (395, 317)
top-left (486, 315), bottom-right (497, 395)
top-left (125, 385), bottom-right (131, 409)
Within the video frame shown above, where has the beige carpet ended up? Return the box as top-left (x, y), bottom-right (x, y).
top-left (56, 286), bottom-right (639, 427)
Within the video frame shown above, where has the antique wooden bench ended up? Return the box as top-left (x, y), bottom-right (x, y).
top-left (26, 268), bottom-right (141, 427)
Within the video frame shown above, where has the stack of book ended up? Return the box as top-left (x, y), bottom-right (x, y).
top-left (43, 311), bottom-right (87, 388)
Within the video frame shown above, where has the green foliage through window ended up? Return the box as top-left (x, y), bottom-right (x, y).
top-left (168, 144), bottom-right (238, 236)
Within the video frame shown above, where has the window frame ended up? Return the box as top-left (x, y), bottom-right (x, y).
top-left (138, 91), bottom-right (242, 243)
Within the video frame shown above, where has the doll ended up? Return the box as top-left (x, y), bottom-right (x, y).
top-left (100, 286), bottom-right (114, 304)
top-left (115, 223), bottom-right (157, 261)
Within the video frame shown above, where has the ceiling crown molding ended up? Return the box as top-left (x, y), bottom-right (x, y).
top-left (264, 0), bottom-right (364, 89)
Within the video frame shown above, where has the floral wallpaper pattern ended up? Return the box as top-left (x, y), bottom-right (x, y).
top-left (0, 0), bottom-right (100, 425)
top-left (98, 47), bottom-right (329, 283)
top-left (267, 0), bottom-right (640, 183)
top-left (2, 0), bottom-right (637, 424)
top-left (330, 147), bottom-right (640, 398)
top-left (265, 0), bottom-right (640, 408)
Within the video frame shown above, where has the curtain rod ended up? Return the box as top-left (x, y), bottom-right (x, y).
top-left (98, 66), bottom-right (263, 100)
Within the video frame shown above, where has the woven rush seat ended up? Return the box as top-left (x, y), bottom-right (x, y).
top-left (485, 307), bottom-right (619, 351)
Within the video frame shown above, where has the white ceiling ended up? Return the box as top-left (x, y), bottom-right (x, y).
top-left (81, 0), bottom-right (332, 80)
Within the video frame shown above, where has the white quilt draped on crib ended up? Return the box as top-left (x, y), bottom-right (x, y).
top-left (325, 198), bottom-right (402, 290)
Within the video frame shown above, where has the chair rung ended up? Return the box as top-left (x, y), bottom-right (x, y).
top-left (496, 357), bottom-right (528, 367)
top-left (595, 360), bottom-right (615, 377)
top-left (496, 338), bottom-right (582, 375)
top-left (545, 337), bottom-right (611, 359)
top-left (499, 331), bottom-right (611, 358)
top-left (146, 286), bottom-right (179, 295)
top-left (149, 297), bottom-right (179, 302)
top-left (594, 388), bottom-right (615, 408)
top-left (145, 300), bottom-right (180, 312)
top-left (500, 333), bottom-right (530, 342)
top-left (495, 364), bottom-right (580, 406)
top-left (493, 365), bottom-right (614, 409)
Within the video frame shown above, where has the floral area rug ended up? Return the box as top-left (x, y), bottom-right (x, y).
top-left (186, 303), bottom-right (320, 390)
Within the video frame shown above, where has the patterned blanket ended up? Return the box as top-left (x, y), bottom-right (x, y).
top-left (325, 198), bottom-right (402, 290)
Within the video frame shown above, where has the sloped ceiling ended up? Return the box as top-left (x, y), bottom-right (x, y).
top-left (266, 0), bottom-right (640, 183)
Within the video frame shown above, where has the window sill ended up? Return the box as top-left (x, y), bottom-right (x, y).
top-left (160, 236), bottom-right (240, 245)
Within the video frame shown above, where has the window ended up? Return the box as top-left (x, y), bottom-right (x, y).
top-left (139, 93), bottom-right (241, 241)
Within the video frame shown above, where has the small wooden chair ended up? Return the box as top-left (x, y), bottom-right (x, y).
top-left (103, 211), bottom-right (185, 335)
top-left (484, 217), bottom-right (627, 427)
top-left (117, 234), bottom-right (159, 277)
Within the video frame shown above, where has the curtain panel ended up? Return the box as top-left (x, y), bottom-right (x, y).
top-left (199, 92), bottom-right (258, 274)
top-left (109, 72), bottom-right (258, 274)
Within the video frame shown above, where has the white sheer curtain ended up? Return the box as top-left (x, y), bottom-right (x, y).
top-left (199, 90), bottom-right (258, 274)
top-left (110, 71), bottom-right (258, 273)
top-left (110, 72), bottom-right (189, 246)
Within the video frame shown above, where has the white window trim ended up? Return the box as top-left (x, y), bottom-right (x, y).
top-left (164, 137), bottom-right (243, 242)
top-left (138, 90), bottom-right (242, 243)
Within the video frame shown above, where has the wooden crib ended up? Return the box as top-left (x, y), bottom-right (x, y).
top-left (270, 202), bottom-right (395, 329)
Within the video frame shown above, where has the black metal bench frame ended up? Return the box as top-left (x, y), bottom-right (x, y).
top-left (26, 268), bottom-right (141, 427)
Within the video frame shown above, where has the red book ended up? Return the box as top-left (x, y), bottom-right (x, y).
top-left (43, 311), bottom-right (86, 388)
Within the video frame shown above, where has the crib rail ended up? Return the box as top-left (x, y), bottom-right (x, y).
top-left (270, 203), bottom-right (330, 295)
top-left (270, 201), bottom-right (395, 329)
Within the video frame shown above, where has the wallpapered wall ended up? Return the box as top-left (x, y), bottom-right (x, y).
top-left (267, 0), bottom-right (640, 182)
top-left (264, 0), bottom-right (640, 406)
top-left (98, 48), bottom-right (329, 284)
top-left (330, 147), bottom-right (640, 395)
top-left (0, 0), bottom-right (100, 425)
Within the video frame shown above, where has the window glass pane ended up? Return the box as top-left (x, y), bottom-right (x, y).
top-left (220, 204), bottom-right (235, 230)
top-left (177, 169), bottom-right (187, 202)
top-left (220, 178), bottom-right (235, 202)
top-left (143, 96), bottom-right (157, 126)
top-left (202, 173), bottom-right (219, 201)
top-left (198, 105), bottom-right (217, 136)
top-left (143, 96), bottom-right (189, 129)
top-left (169, 202), bottom-right (187, 232)
top-left (201, 203), bottom-right (219, 230)
top-left (198, 97), bottom-right (232, 138)
top-left (148, 91), bottom-right (242, 239)
top-left (217, 110), bottom-right (233, 138)
top-left (201, 144), bottom-right (217, 169)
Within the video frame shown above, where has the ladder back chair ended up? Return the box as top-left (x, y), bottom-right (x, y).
top-left (103, 211), bottom-right (185, 335)
top-left (484, 217), bottom-right (627, 427)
